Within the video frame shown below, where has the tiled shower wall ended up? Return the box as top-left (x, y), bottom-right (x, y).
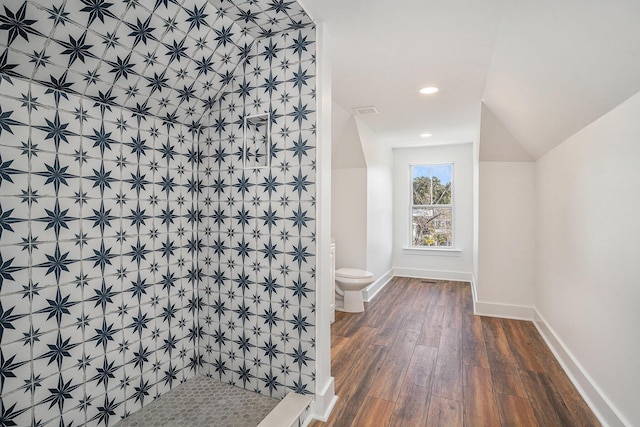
top-left (0, 78), bottom-right (199, 425)
top-left (198, 28), bottom-right (317, 398)
top-left (0, 0), bottom-right (315, 426)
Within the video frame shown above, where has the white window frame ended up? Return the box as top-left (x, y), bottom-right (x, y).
top-left (408, 162), bottom-right (455, 249)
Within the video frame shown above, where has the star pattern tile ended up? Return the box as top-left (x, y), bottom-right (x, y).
top-left (0, 0), bottom-right (315, 425)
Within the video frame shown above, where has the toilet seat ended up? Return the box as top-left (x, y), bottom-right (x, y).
top-left (335, 268), bottom-right (374, 280)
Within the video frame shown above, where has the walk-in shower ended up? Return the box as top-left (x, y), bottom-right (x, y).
top-left (0, 0), bottom-right (317, 425)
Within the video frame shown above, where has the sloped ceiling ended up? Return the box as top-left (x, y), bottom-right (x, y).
top-left (302, 0), bottom-right (640, 159)
top-left (479, 102), bottom-right (532, 162)
top-left (482, 0), bottom-right (640, 159)
top-left (0, 0), bottom-right (313, 128)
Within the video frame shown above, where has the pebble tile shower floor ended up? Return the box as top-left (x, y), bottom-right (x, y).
top-left (115, 376), bottom-right (279, 427)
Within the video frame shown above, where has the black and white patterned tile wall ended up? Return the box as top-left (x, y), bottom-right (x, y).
top-left (198, 26), bottom-right (316, 399)
top-left (0, 0), bottom-right (315, 425)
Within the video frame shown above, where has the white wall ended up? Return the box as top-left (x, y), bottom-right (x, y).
top-left (330, 102), bottom-right (368, 273)
top-left (478, 162), bottom-right (535, 318)
top-left (356, 119), bottom-right (394, 281)
top-left (331, 168), bottom-right (367, 270)
top-left (329, 112), bottom-right (393, 283)
top-left (535, 90), bottom-right (640, 426)
top-left (331, 103), bottom-right (366, 169)
top-left (312, 22), bottom-right (336, 420)
top-left (392, 143), bottom-right (474, 279)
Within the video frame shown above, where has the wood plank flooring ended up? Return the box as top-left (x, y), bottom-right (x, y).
top-left (309, 277), bottom-right (600, 427)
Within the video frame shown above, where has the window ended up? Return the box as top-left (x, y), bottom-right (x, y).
top-left (410, 164), bottom-right (453, 247)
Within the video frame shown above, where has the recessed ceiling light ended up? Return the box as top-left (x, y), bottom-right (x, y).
top-left (420, 133), bottom-right (432, 138)
top-left (419, 86), bottom-right (439, 95)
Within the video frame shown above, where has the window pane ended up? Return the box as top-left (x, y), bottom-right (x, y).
top-left (412, 207), bottom-right (452, 247)
top-left (412, 165), bottom-right (432, 204)
top-left (431, 164), bottom-right (452, 205)
top-left (412, 164), bottom-right (453, 205)
top-left (433, 182), bottom-right (451, 205)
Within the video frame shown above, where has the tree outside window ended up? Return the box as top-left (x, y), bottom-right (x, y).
top-left (411, 164), bottom-right (453, 247)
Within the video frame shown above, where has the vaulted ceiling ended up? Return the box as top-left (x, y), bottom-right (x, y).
top-left (302, 0), bottom-right (640, 159)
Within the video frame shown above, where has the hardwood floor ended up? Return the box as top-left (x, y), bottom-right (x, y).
top-left (309, 277), bottom-right (600, 427)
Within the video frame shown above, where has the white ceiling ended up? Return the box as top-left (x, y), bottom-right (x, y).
top-left (301, 0), bottom-right (640, 158)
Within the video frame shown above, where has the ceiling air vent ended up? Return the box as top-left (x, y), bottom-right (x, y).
top-left (353, 106), bottom-right (379, 116)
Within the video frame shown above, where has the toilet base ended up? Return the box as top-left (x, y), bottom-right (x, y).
top-left (336, 290), bottom-right (364, 313)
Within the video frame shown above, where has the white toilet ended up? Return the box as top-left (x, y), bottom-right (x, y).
top-left (335, 268), bottom-right (375, 313)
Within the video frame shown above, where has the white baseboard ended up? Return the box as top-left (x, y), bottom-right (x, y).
top-left (363, 269), bottom-right (393, 302)
top-left (470, 274), bottom-right (478, 314)
top-left (533, 310), bottom-right (629, 427)
top-left (309, 376), bottom-right (337, 424)
top-left (393, 268), bottom-right (473, 282)
top-left (474, 301), bottom-right (535, 320)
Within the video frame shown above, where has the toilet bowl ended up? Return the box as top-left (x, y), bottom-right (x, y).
top-left (335, 268), bottom-right (375, 313)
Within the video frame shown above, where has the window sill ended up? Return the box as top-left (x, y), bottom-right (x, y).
top-left (402, 247), bottom-right (462, 257)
